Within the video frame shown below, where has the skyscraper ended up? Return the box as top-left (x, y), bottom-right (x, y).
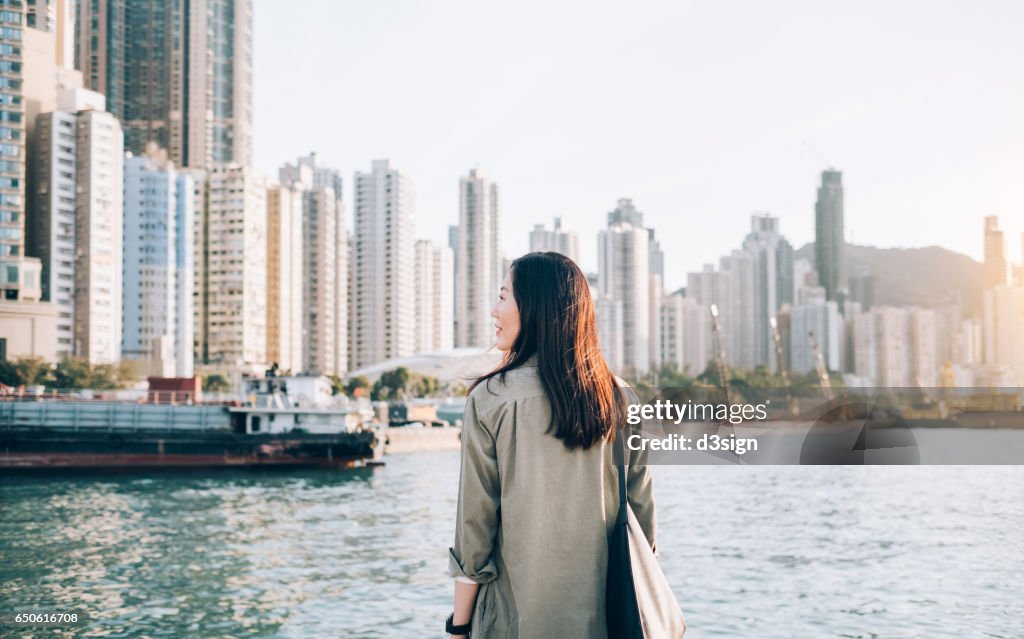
top-left (658, 291), bottom-right (686, 374)
top-left (1017, 233), bottom-right (1024, 286)
top-left (815, 169), bottom-right (846, 303)
top-left (848, 264), bottom-right (876, 311)
top-left (414, 239), bottom-right (454, 354)
top-left (455, 168), bottom-right (500, 349)
top-left (789, 298), bottom-right (843, 375)
top-left (35, 88), bottom-right (123, 363)
top-left (0, 1), bottom-right (62, 361)
top-left (719, 249), bottom-right (756, 370)
top-left (598, 199), bottom-right (651, 375)
top-left (0, 2), bottom-right (41, 303)
top-left (280, 153), bottom-right (348, 375)
top-left (982, 215), bottom-right (1007, 290)
top-left (352, 159), bottom-right (415, 369)
top-left (192, 164), bottom-right (266, 370)
top-left (265, 182), bottom-right (303, 374)
top-left (983, 285), bottom-right (1024, 384)
top-left (743, 213), bottom-right (794, 371)
top-left (76, 0), bottom-right (253, 168)
top-left (529, 216), bottom-right (579, 264)
top-left (122, 144), bottom-right (194, 377)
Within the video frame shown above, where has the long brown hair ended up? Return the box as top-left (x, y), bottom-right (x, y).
top-left (470, 252), bottom-right (626, 450)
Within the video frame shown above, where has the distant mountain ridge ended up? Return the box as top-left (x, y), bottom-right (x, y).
top-left (794, 243), bottom-right (983, 313)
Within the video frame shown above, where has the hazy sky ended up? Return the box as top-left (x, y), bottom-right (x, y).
top-left (253, 0), bottom-right (1023, 289)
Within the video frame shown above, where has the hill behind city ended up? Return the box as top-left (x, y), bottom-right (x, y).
top-left (794, 243), bottom-right (983, 313)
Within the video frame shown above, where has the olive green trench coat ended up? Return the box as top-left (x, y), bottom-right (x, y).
top-left (448, 360), bottom-right (656, 638)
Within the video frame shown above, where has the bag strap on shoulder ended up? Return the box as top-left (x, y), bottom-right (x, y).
top-left (615, 428), bottom-right (628, 520)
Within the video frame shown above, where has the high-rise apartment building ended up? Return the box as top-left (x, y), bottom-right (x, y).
top-left (1016, 233), bottom-right (1024, 286)
top-left (742, 213), bottom-right (794, 371)
top-left (529, 216), bottom-right (579, 264)
top-left (686, 264), bottom-right (729, 368)
top-left (908, 308), bottom-right (937, 386)
top-left (0, 2), bottom-right (40, 302)
top-left (814, 169), bottom-right (846, 303)
top-left (595, 294), bottom-right (624, 372)
top-left (34, 88), bottom-right (123, 363)
top-left (76, 0), bottom-right (252, 168)
top-left (0, 1), bottom-right (61, 361)
top-left (122, 144), bottom-right (193, 376)
top-left (265, 182), bottom-right (303, 373)
top-left (454, 168), bottom-right (500, 349)
top-left (874, 308), bottom-right (909, 387)
top-left (852, 306), bottom-right (939, 387)
top-left (352, 159), bottom-right (415, 369)
top-left (598, 199), bottom-right (651, 375)
top-left (719, 249), bottom-right (756, 371)
top-left (192, 164), bottom-right (266, 370)
top-left (983, 285), bottom-right (1024, 384)
top-left (26, 0), bottom-right (74, 66)
top-left (848, 265), bottom-right (875, 311)
top-left (789, 298), bottom-right (842, 375)
top-left (687, 246), bottom-right (765, 374)
top-left (660, 292), bottom-right (684, 373)
top-left (982, 216), bottom-right (1007, 290)
top-left (414, 239), bottom-right (454, 354)
top-left (279, 153), bottom-right (348, 375)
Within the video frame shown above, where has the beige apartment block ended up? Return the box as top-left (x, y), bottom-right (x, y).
top-left (193, 164), bottom-right (267, 371)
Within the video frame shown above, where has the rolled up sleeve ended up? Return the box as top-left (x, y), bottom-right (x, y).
top-left (448, 396), bottom-right (501, 583)
top-left (627, 440), bottom-right (657, 553)
top-left (620, 383), bottom-right (657, 553)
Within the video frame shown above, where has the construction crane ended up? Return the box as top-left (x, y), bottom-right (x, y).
top-left (802, 140), bottom-right (832, 167)
top-left (769, 316), bottom-right (790, 387)
top-left (709, 304), bottom-right (731, 406)
top-left (939, 360), bottom-right (955, 419)
top-left (807, 330), bottom-right (834, 401)
top-left (770, 316), bottom-right (798, 416)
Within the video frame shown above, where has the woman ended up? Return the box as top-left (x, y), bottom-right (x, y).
top-left (446, 252), bottom-right (655, 639)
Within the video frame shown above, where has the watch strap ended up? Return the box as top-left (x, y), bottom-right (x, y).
top-left (446, 612), bottom-right (472, 635)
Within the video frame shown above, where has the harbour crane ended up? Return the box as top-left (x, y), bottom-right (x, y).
top-left (770, 316), bottom-right (799, 416)
top-left (807, 330), bottom-right (834, 401)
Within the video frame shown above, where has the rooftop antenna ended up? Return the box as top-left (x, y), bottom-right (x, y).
top-left (802, 140), bottom-right (831, 169)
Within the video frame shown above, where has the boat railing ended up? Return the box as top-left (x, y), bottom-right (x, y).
top-left (0, 387), bottom-right (243, 406)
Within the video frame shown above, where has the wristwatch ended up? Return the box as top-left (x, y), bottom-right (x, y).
top-left (446, 612), bottom-right (472, 636)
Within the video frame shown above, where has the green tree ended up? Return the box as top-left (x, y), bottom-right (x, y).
top-left (408, 373), bottom-right (440, 398)
top-left (330, 374), bottom-right (344, 396)
top-left (52, 357), bottom-right (95, 389)
top-left (88, 363), bottom-right (122, 389)
top-left (345, 375), bottom-right (371, 397)
top-left (51, 357), bottom-right (124, 390)
top-left (0, 356), bottom-right (53, 387)
top-left (372, 367), bottom-right (412, 401)
top-left (203, 373), bottom-right (231, 393)
top-left (655, 364), bottom-right (696, 388)
top-left (0, 360), bottom-right (18, 387)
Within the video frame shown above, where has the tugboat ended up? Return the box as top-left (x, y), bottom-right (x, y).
top-left (0, 371), bottom-right (384, 473)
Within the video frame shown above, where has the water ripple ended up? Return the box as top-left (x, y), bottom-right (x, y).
top-left (1, 459), bottom-right (1022, 637)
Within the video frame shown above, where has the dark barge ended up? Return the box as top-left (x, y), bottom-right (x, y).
top-left (0, 386), bottom-right (384, 473)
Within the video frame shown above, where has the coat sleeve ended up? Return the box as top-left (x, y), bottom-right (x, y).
top-left (626, 439), bottom-right (657, 553)
top-left (616, 381), bottom-right (657, 552)
top-left (448, 395), bottom-right (501, 583)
